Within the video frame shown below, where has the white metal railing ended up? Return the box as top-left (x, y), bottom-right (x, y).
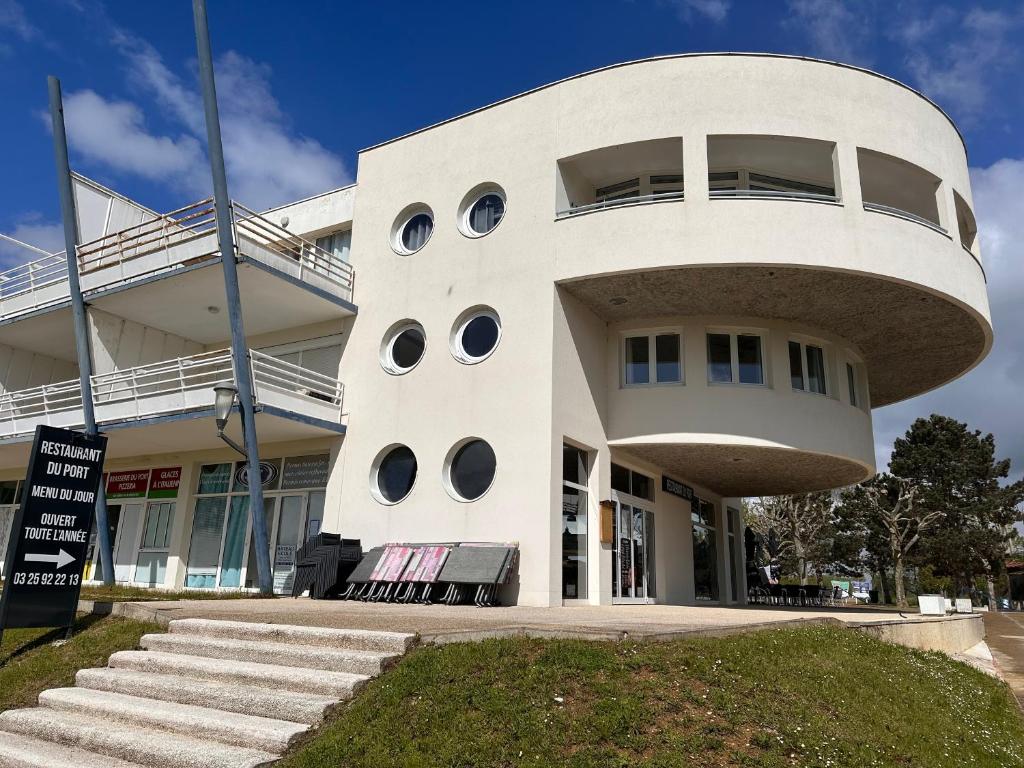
top-left (0, 197), bottom-right (356, 320)
top-left (863, 201), bottom-right (948, 235)
top-left (0, 378), bottom-right (83, 431)
top-left (91, 349), bottom-right (234, 412)
top-left (231, 202), bottom-right (355, 294)
top-left (0, 253), bottom-right (69, 305)
top-left (556, 191), bottom-right (685, 219)
top-left (0, 349), bottom-right (343, 439)
top-left (76, 198), bottom-right (218, 275)
top-left (709, 189), bottom-right (838, 203)
top-left (249, 349), bottom-right (344, 407)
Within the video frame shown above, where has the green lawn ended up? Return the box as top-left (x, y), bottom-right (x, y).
top-left (0, 614), bottom-right (158, 712)
top-left (280, 625), bottom-right (1024, 768)
top-left (78, 583), bottom-right (273, 602)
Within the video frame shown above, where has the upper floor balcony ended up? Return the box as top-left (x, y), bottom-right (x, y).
top-left (0, 199), bottom-right (356, 359)
top-left (0, 348), bottom-right (344, 469)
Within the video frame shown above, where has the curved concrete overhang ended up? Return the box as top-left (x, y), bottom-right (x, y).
top-left (565, 264), bottom-right (990, 408)
top-left (611, 437), bottom-right (873, 497)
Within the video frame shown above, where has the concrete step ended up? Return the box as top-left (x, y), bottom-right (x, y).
top-left (38, 687), bottom-right (308, 754)
top-left (168, 618), bottom-right (416, 653)
top-left (0, 731), bottom-right (148, 768)
top-left (77, 666), bottom-right (339, 725)
top-left (0, 708), bottom-right (278, 768)
top-left (109, 650), bottom-right (369, 698)
top-left (140, 632), bottom-right (398, 676)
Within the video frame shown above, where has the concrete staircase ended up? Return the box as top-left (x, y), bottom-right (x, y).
top-left (0, 618), bottom-right (416, 768)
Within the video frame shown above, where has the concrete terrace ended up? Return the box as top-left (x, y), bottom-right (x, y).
top-left (108, 598), bottom-right (980, 646)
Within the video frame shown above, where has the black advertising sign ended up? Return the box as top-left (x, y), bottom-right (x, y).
top-left (0, 425), bottom-right (107, 631)
top-left (662, 474), bottom-right (694, 501)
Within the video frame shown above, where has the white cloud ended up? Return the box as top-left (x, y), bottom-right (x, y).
top-left (0, 215), bottom-right (64, 269)
top-left (62, 29), bottom-right (351, 211)
top-left (782, 0), bottom-right (874, 66)
top-left (0, 0), bottom-right (38, 41)
top-left (874, 157), bottom-right (1024, 481)
top-left (60, 89), bottom-right (207, 193)
top-left (897, 6), bottom-right (1023, 122)
top-left (663, 0), bottom-right (731, 24)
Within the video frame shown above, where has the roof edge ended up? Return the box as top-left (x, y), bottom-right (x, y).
top-left (358, 52), bottom-right (967, 160)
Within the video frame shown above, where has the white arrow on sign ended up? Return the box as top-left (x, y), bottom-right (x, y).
top-left (24, 549), bottom-right (76, 569)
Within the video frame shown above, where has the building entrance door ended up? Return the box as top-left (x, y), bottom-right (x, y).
top-left (611, 492), bottom-right (656, 604)
top-left (243, 493), bottom-right (309, 594)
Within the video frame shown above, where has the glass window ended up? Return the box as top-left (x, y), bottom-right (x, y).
top-left (185, 497), bottom-right (227, 589)
top-left (692, 498), bottom-right (719, 602)
top-left (847, 362), bottom-right (858, 406)
top-left (453, 308), bottom-right (501, 363)
top-left (656, 334), bottom-right (681, 383)
top-left (306, 490), bottom-right (326, 541)
top-left (624, 333), bottom-right (682, 386)
top-left (467, 192), bottom-right (505, 235)
top-left (624, 336), bottom-right (650, 385)
top-left (631, 471), bottom-right (653, 502)
top-left (707, 333), bottom-right (733, 383)
top-left (562, 443), bottom-right (588, 600)
top-left (244, 499), bottom-right (276, 589)
top-left (382, 322), bottom-right (425, 374)
top-left (563, 444), bottom-right (588, 488)
top-left (737, 335), bottom-right (763, 384)
top-left (806, 345), bottom-right (827, 395)
top-left (400, 212), bottom-right (433, 253)
top-left (315, 229), bottom-right (351, 262)
top-left (140, 502), bottom-right (174, 550)
top-left (218, 496), bottom-right (249, 588)
top-left (447, 439), bottom-right (496, 501)
top-left (0, 480), bottom-right (20, 505)
top-left (789, 341), bottom-right (805, 390)
top-left (375, 445), bottom-right (418, 504)
top-left (611, 463), bottom-right (630, 494)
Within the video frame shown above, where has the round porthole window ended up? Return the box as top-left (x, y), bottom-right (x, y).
top-left (459, 185), bottom-right (506, 237)
top-left (443, 438), bottom-right (496, 502)
top-left (381, 321), bottom-right (426, 375)
top-left (451, 307), bottom-right (501, 364)
top-left (371, 444), bottom-right (418, 504)
top-left (391, 205), bottom-right (434, 255)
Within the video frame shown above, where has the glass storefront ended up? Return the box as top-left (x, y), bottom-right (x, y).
top-left (611, 463), bottom-right (656, 603)
top-left (561, 444), bottom-right (589, 600)
top-left (184, 454), bottom-right (329, 593)
top-left (692, 497), bottom-right (719, 601)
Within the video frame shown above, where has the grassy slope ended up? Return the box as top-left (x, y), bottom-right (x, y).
top-left (0, 614), bottom-right (158, 712)
top-left (281, 625), bottom-right (1024, 768)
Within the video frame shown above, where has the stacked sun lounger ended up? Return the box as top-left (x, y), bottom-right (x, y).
top-left (290, 533), bottom-right (362, 599)
top-left (338, 542), bottom-right (518, 606)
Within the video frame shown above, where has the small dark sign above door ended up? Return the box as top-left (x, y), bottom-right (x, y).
top-left (0, 425), bottom-right (107, 632)
top-left (661, 474), bottom-right (693, 501)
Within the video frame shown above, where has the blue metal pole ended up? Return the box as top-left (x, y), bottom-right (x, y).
top-left (192, 0), bottom-right (272, 594)
top-left (47, 76), bottom-right (114, 586)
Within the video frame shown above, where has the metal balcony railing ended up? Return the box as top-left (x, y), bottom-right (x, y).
top-left (0, 198), bottom-right (355, 321)
top-left (556, 191), bottom-right (686, 219)
top-left (0, 349), bottom-right (343, 439)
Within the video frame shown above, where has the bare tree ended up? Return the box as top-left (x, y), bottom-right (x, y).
top-left (863, 475), bottom-right (943, 610)
top-left (747, 492), bottom-right (833, 585)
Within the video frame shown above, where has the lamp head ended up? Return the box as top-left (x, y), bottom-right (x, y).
top-left (213, 382), bottom-right (238, 430)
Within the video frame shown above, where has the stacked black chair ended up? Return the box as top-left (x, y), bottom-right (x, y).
top-left (291, 533), bottom-right (362, 599)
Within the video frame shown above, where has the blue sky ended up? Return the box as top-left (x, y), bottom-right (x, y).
top-left (1, 0), bottom-right (1023, 478)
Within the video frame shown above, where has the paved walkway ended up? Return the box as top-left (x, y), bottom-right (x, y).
top-left (123, 598), bottom-right (924, 643)
top-left (983, 611), bottom-right (1024, 709)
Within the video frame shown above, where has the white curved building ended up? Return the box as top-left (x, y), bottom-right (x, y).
top-left (0, 54), bottom-right (991, 607)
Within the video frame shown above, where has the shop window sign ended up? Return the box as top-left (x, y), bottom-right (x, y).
top-left (106, 470), bottom-right (150, 499)
top-left (148, 467), bottom-right (181, 499)
top-left (281, 455), bottom-right (330, 490)
top-left (232, 460), bottom-right (281, 491)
